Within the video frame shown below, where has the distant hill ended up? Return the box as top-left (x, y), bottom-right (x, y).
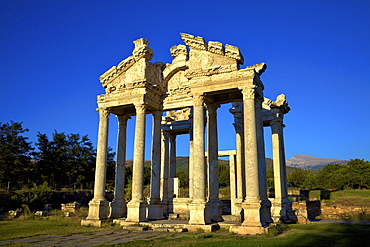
top-left (286, 154), bottom-right (347, 170)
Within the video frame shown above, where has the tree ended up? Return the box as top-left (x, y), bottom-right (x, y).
top-left (343, 159), bottom-right (370, 189)
top-left (219, 163), bottom-right (230, 188)
top-left (287, 168), bottom-right (311, 188)
top-left (33, 131), bottom-right (98, 189)
top-left (0, 121), bottom-right (33, 189)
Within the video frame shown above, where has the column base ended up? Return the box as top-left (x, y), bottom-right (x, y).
top-left (271, 198), bottom-right (296, 223)
top-left (241, 199), bottom-right (263, 227)
top-left (261, 198), bottom-right (273, 225)
top-left (188, 201), bottom-right (211, 225)
top-left (231, 198), bottom-right (244, 217)
top-left (109, 199), bottom-right (127, 218)
top-left (208, 199), bottom-right (223, 222)
top-left (86, 199), bottom-right (109, 220)
top-left (125, 200), bottom-right (148, 223)
top-left (147, 201), bottom-right (164, 220)
top-left (81, 219), bottom-right (112, 227)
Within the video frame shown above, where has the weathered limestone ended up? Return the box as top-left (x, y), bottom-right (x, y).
top-left (82, 108), bottom-right (110, 225)
top-left (126, 104), bottom-right (148, 223)
top-left (207, 103), bottom-right (223, 222)
top-left (148, 110), bottom-right (164, 220)
top-left (85, 33), bottom-right (292, 233)
top-left (110, 114), bottom-right (130, 218)
top-left (240, 86), bottom-right (265, 227)
top-left (188, 94), bottom-right (210, 225)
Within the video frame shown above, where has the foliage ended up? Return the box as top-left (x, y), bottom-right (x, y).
top-left (290, 159), bottom-right (370, 190)
top-left (218, 163), bottom-right (230, 187)
top-left (9, 183), bottom-right (55, 210)
top-left (33, 131), bottom-right (97, 189)
top-left (0, 121), bottom-right (33, 189)
top-left (177, 170), bottom-right (189, 188)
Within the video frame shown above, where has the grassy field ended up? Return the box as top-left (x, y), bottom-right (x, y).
top-left (1, 216), bottom-right (370, 247)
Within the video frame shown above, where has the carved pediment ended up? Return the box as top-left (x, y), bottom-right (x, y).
top-left (99, 38), bottom-right (164, 95)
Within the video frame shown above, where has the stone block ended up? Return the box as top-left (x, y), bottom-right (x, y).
top-left (35, 211), bottom-right (49, 217)
top-left (186, 223), bottom-right (219, 232)
top-left (81, 219), bottom-right (111, 227)
top-left (122, 225), bottom-right (148, 231)
top-left (229, 225), bottom-right (267, 235)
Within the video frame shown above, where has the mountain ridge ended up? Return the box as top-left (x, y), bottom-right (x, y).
top-left (286, 154), bottom-right (347, 170)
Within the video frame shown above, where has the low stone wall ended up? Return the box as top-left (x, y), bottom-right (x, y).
top-left (292, 201), bottom-right (370, 221)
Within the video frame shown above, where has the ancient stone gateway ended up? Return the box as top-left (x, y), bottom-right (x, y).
top-left (81, 33), bottom-right (295, 233)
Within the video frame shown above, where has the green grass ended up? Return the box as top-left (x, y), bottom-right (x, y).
top-left (0, 216), bottom-right (105, 241)
top-left (102, 224), bottom-right (370, 247)
top-left (2, 217), bottom-right (370, 247)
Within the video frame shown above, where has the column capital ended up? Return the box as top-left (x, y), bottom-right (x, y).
top-left (116, 114), bottom-right (130, 122)
top-left (152, 110), bottom-right (162, 119)
top-left (162, 130), bottom-right (170, 140)
top-left (239, 86), bottom-right (256, 99)
top-left (192, 94), bottom-right (204, 107)
top-left (134, 103), bottom-right (147, 114)
top-left (270, 118), bottom-right (284, 131)
top-left (98, 108), bottom-right (110, 119)
top-left (206, 102), bottom-right (220, 115)
top-left (170, 134), bottom-right (176, 142)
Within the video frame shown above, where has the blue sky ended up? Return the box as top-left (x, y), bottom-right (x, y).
top-left (1, 0), bottom-right (369, 162)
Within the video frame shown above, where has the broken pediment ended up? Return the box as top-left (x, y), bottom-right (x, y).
top-left (99, 38), bottom-right (164, 95)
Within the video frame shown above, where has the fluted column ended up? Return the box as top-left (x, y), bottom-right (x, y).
top-left (110, 114), bottom-right (130, 218)
top-left (188, 94), bottom-right (210, 225)
top-left (271, 117), bottom-right (290, 222)
top-left (240, 86), bottom-right (263, 227)
top-left (189, 126), bottom-right (194, 199)
top-left (229, 154), bottom-right (237, 215)
top-left (160, 130), bottom-right (170, 212)
top-left (126, 103), bottom-right (147, 222)
top-left (148, 110), bottom-right (164, 219)
top-left (207, 103), bottom-right (223, 222)
top-left (230, 102), bottom-right (245, 210)
top-left (85, 108), bottom-right (110, 221)
top-left (255, 97), bottom-right (272, 225)
top-left (169, 134), bottom-right (177, 199)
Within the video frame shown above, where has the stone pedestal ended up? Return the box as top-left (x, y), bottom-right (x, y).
top-left (86, 201), bottom-right (109, 222)
top-left (109, 199), bottom-right (127, 219)
top-left (147, 202), bottom-right (164, 220)
top-left (125, 201), bottom-right (148, 223)
top-left (188, 201), bottom-right (211, 225)
top-left (241, 200), bottom-right (263, 227)
top-left (207, 200), bottom-right (223, 222)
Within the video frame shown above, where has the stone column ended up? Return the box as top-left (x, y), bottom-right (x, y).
top-left (255, 97), bottom-right (272, 225)
top-left (230, 102), bottom-right (245, 216)
top-left (160, 130), bottom-right (170, 213)
top-left (148, 110), bottom-right (164, 219)
top-left (240, 86), bottom-right (263, 227)
top-left (229, 154), bottom-right (238, 216)
top-left (168, 134), bottom-right (177, 199)
top-left (207, 103), bottom-right (223, 222)
top-left (110, 114), bottom-right (130, 218)
top-left (126, 103), bottom-right (147, 222)
top-left (271, 117), bottom-right (290, 222)
top-left (188, 94), bottom-right (210, 225)
top-left (189, 126), bottom-right (194, 199)
top-left (85, 108), bottom-right (110, 222)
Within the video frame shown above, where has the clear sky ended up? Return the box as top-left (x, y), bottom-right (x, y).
top-left (1, 0), bottom-right (369, 162)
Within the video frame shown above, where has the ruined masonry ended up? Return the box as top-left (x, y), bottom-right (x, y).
top-left (81, 33), bottom-right (296, 234)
